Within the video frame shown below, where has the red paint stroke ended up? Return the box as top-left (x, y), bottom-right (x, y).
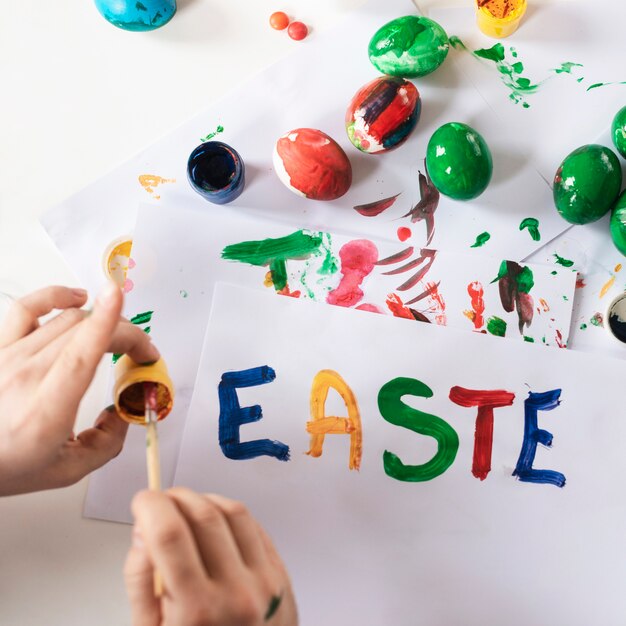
top-left (403, 165), bottom-right (440, 246)
top-left (404, 281), bottom-right (440, 305)
top-left (555, 329), bottom-right (566, 348)
top-left (466, 281), bottom-right (485, 329)
top-left (425, 281), bottom-right (447, 325)
top-left (355, 303), bottom-right (383, 313)
top-left (397, 227), bottom-right (412, 242)
top-left (575, 277), bottom-right (586, 289)
top-left (375, 246), bottom-right (414, 266)
top-left (276, 129), bottom-right (352, 201)
top-left (539, 298), bottom-right (550, 312)
top-left (327, 240), bottom-right (378, 307)
top-left (353, 193), bottom-right (401, 217)
top-left (278, 285), bottom-right (301, 298)
top-left (449, 387), bottom-right (516, 481)
top-left (385, 293), bottom-right (431, 323)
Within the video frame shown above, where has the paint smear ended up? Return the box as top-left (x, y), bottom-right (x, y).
top-left (200, 124), bottom-right (224, 143)
top-left (553, 253), bottom-right (574, 268)
top-left (576, 277), bottom-right (586, 289)
top-left (486, 315), bottom-right (507, 337)
top-left (403, 166), bottom-right (440, 246)
top-left (327, 240), bottom-right (378, 308)
top-left (587, 81), bottom-right (626, 92)
top-left (471, 232), bottom-right (491, 248)
top-left (555, 329), bottom-right (566, 348)
top-left (179, 290), bottom-right (188, 298)
top-left (383, 248), bottom-right (437, 293)
top-left (519, 217), bottom-right (541, 241)
top-left (138, 174), bottom-right (176, 199)
top-left (397, 227), bottom-right (412, 242)
top-left (424, 281), bottom-right (447, 325)
top-left (491, 260), bottom-right (534, 333)
top-left (386, 293), bottom-right (430, 323)
top-left (600, 275), bottom-right (616, 298)
top-left (590, 312), bottom-right (603, 327)
top-left (552, 62), bottom-right (583, 75)
top-left (539, 298), bottom-right (550, 312)
top-left (464, 281), bottom-right (485, 330)
top-left (376, 246), bottom-right (414, 266)
top-left (353, 193), bottom-right (401, 217)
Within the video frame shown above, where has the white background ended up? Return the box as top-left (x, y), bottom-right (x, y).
top-left (0, 0), bottom-right (610, 625)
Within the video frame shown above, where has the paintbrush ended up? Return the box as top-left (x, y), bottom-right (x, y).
top-left (144, 381), bottom-right (164, 597)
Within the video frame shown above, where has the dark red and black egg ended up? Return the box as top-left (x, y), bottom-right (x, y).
top-left (346, 77), bottom-right (421, 154)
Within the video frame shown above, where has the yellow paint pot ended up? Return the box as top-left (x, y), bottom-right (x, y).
top-left (114, 356), bottom-right (174, 425)
top-left (102, 236), bottom-right (133, 288)
top-left (476, 0), bottom-right (527, 38)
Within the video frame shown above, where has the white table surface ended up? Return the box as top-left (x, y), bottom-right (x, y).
top-left (0, 0), bottom-right (565, 623)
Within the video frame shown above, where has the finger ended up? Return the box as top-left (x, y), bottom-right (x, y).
top-left (107, 320), bottom-right (160, 365)
top-left (34, 282), bottom-right (124, 436)
top-left (167, 488), bottom-right (247, 580)
top-left (124, 528), bottom-right (161, 626)
top-left (131, 490), bottom-right (209, 597)
top-left (17, 307), bottom-right (86, 357)
top-left (60, 407), bottom-right (129, 480)
top-left (204, 493), bottom-right (269, 569)
top-left (0, 286), bottom-right (87, 347)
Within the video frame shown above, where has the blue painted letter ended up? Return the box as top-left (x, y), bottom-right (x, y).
top-left (218, 366), bottom-right (290, 461)
top-left (513, 389), bottom-right (565, 487)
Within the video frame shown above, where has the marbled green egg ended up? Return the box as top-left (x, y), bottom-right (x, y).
top-left (553, 144), bottom-right (622, 225)
top-left (425, 122), bottom-right (493, 200)
top-left (610, 190), bottom-right (626, 256)
top-left (368, 16), bottom-right (449, 78)
top-left (612, 106), bottom-right (626, 159)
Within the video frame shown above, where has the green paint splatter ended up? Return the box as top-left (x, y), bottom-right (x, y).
top-left (471, 232), bottom-right (491, 248)
top-left (519, 217), bottom-right (541, 241)
top-left (523, 336), bottom-right (535, 343)
top-left (550, 270), bottom-right (558, 275)
top-left (200, 124), bottom-right (224, 143)
top-left (587, 81), bottom-right (626, 92)
top-left (113, 310), bottom-right (153, 363)
top-left (486, 316), bottom-right (507, 337)
top-left (318, 232), bottom-right (338, 276)
top-left (590, 312), bottom-right (603, 327)
top-left (299, 259), bottom-right (316, 300)
top-left (562, 295), bottom-right (568, 301)
top-left (580, 323), bottom-right (588, 330)
top-left (577, 77), bottom-right (584, 83)
top-left (553, 253), bottom-right (574, 268)
top-left (492, 261), bottom-right (534, 293)
top-left (222, 230), bottom-right (324, 292)
top-left (541, 336), bottom-right (546, 344)
top-left (449, 35), bottom-right (467, 52)
top-left (180, 290), bottom-right (188, 298)
top-left (552, 62), bottom-right (583, 75)
top-left (474, 43), bottom-right (506, 63)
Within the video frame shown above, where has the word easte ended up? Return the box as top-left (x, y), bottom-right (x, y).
top-left (218, 366), bottom-right (566, 488)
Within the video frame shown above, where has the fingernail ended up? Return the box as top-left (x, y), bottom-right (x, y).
top-left (139, 359), bottom-right (159, 367)
top-left (72, 288), bottom-right (88, 298)
top-left (96, 281), bottom-right (120, 310)
top-left (132, 528), bottom-right (145, 550)
top-left (105, 404), bottom-right (116, 413)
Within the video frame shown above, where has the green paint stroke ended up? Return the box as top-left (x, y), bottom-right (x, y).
top-left (318, 232), bottom-right (338, 276)
top-left (519, 217), bottom-right (541, 241)
top-left (200, 124), bottom-right (224, 143)
top-left (553, 253), bottom-right (574, 268)
top-left (492, 260), bottom-right (534, 294)
top-left (378, 377), bottom-right (459, 482)
top-left (587, 81), bottom-right (626, 92)
top-left (580, 323), bottom-right (588, 330)
top-left (523, 336), bottom-right (534, 343)
top-left (113, 310), bottom-right (153, 363)
top-left (222, 230), bottom-right (324, 292)
top-left (471, 231), bottom-right (491, 248)
top-left (486, 316), bottom-right (507, 337)
top-left (590, 312), bottom-right (603, 327)
top-left (552, 62), bottom-right (583, 75)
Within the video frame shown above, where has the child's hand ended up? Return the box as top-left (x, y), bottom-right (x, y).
top-left (0, 283), bottom-right (160, 495)
top-left (125, 489), bottom-right (299, 626)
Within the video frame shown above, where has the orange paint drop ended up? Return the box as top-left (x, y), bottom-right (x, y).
top-left (600, 276), bottom-right (615, 299)
top-left (539, 298), bottom-right (550, 312)
top-left (139, 174), bottom-right (176, 199)
top-left (615, 263), bottom-right (622, 273)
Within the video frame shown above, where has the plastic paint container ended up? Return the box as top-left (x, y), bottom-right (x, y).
top-left (102, 236), bottom-right (133, 288)
top-left (605, 292), bottom-right (626, 346)
top-left (187, 141), bottom-right (246, 205)
top-left (476, 0), bottom-right (527, 38)
top-left (114, 356), bottom-right (175, 425)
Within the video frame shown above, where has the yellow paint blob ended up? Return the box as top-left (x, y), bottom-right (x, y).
top-left (264, 271), bottom-right (274, 288)
top-left (615, 263), bottom-right (622, 273)
top-left (103, 236), bottom-right (133, 288)
top-left (600, 276), bottom-right (616, 299)
top-left (306, 370), bottom-right (362, 471)
top-left (476, 0), bottom-right (527, 38)
top-left (139, 174), bottom-right (176, 199)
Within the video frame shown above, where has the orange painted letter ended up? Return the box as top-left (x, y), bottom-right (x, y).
top-left (306, 370), bottom-right (362, 470)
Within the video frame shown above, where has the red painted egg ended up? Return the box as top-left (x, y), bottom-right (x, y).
top-left (273, 128), bottom-right (352, 201)
top-left (346, 76), bottom-right (421, 154)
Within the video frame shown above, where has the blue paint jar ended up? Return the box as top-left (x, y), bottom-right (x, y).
top-left (94, 0), bottom-right (176, 32)
top-left (187, 142), bottom-right (246, 205)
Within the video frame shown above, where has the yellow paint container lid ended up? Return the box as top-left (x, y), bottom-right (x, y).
top-left (476, 0), bottom-right (527, 38)
top-left (102, 236), bottom-right (133, 288)
top-left (114, 356), bottom-right (174, 425)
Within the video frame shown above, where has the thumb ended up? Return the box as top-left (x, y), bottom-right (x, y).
top-left (124, 527), bottom-right (161, 626)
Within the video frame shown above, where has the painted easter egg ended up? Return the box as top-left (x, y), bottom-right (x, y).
top-left (553, 144), bottom-right (622, 225)
top-left (425, 122), bottom-right (493, 200)
top-left (368, 16), bottom-right (449, 78)
top-left (612, 106), bottom-right (626, 159)
top-left (610, 190), bottom-right (626, 256)
top-left (273, 129), bottom-right (352, 201)
top-left (94, 0), bottom-right (176, 31)
top-left (346, 77), bottom-right (421, 154)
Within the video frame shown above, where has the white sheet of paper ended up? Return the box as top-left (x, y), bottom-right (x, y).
top-left (174, 282), bottom-right (626, 626)
top-left (84, 202), bottom-right (576, 521)
top-left (430, 1), bottom-right (626, 182)
top-left (41, 0), bottom-right (571, 300)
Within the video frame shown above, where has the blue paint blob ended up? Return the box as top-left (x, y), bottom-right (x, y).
top-left (218, 366), bottom-right (290, 462)
top-left (94, 0), bottom-right (176, 31)
top-left (513, 389), bottom-right (566, 488)
top-left (187, 141), bottom-right (246, 205)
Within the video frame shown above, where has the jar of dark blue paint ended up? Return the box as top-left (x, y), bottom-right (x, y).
top-left (94, 0), bottom-right (176, 32)
top-left (187, 141), bottom-right (246, 205)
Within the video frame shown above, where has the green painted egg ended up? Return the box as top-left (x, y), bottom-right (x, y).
top-left (553, 144), bottom-right (622, 225)
top-left (612, 106), bottom-right (626, 159)
top-left (610, 190), bottom-right (626, 256)
top-left (425, 122), bottom-right (493, 200)
top-left (368, 16), bottom-right (449, 78)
